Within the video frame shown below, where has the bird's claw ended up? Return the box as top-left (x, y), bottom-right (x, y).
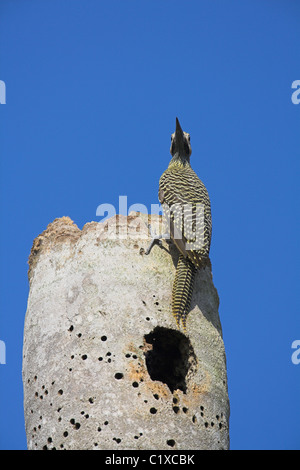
top-left (145, 224), bottom-right (170, 255)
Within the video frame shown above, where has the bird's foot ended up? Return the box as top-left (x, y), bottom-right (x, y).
top-left (145, 224), bottom-right (170, 255)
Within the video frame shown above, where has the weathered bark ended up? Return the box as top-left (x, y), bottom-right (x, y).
top-left (22, 213), bottom-right (229, 450)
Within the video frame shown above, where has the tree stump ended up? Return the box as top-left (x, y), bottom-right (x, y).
top-left (22, 213), bottom-right (229, 450)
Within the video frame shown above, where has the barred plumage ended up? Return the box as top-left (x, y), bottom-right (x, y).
top-left (159, 118), bottom-right (212, 331)
top-left (172, 255), bottom-right (196, 331)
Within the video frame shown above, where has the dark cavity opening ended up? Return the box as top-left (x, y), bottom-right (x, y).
top-left (144, 327), bottom-right (197, 393)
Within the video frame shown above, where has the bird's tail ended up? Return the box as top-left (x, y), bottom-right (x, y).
top-left (172, 254), bottom-right (196, 332)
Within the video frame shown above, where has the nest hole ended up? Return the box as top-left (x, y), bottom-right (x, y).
top-left (144, 327), bottom-right (196, 393)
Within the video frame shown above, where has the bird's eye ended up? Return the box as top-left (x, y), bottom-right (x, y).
top-left (188, 135), bottom-right (190, 141)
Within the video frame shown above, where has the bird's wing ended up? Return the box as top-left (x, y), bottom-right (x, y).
top-left (159, 167), bottom-right (211, 267)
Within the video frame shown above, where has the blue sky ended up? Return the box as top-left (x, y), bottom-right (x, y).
top-left (0, 0), bottom-right (299, 450)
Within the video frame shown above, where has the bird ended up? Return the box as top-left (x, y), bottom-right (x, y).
top-left (146, 118), bottom-right (212, 332)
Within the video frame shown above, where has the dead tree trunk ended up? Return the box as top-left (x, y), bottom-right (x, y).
top-left (22, 214), bottom-right (229, 450)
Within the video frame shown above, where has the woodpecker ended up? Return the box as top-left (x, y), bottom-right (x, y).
top-left (147, 118), bottom-right (212, 332)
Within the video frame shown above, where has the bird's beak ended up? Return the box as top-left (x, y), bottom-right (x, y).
top-left (175, 117), bottom-right (184, 145)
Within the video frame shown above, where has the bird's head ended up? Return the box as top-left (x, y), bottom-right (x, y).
top-left (170, 117), bottom-right (192, 162)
